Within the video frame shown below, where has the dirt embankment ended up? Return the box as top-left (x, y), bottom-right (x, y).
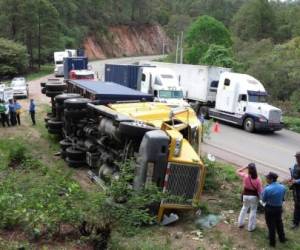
top-left (84, 24), bottom-right (172, 60)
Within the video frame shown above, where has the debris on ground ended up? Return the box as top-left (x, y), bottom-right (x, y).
top-left (195, 214), bottom-right (221, 229)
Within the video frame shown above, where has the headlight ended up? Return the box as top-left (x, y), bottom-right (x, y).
top-left (174, 138), bottom-right (182, 157)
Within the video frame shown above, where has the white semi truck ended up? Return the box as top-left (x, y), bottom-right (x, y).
top-left (105, 64), bottom-right (189, 107)
top-left (54, 49), bottom-right (77, 77)
top-left (141, 61), bottom-right (283, 132)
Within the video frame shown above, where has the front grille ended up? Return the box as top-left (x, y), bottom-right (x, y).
top-left (269, 110), bottom-right (281, 123)
top-left (164, 163), bottom-right (200, 204)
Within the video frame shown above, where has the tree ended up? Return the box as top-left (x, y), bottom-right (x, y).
top-left (232, 0), bottom-right (275, 41)
top-left (0, 38), bottom-right (28, 77)
top-left (200, 44), bottom-right (235, 68)
top-left (185, 15), bottom-right (232, 64)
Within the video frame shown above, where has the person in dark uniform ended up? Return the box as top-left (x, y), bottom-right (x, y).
top-left (29, 99), bottom-right (36, 125)
top-left (262, 172), bottom-right (287, 247)
top-left (289, 151), bottom-right (300, 229)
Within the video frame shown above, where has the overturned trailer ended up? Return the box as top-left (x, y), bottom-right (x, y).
top-left (41, 79), bottom-right (205, 222)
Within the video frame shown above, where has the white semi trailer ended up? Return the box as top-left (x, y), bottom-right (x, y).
top-left (141, 61), bottom-right (283, 132)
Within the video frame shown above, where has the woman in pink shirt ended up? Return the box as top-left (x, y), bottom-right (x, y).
top-left (237, 163), bottom-right (263, 232)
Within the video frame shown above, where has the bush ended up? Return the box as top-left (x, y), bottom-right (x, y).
top-left (8, 142), bottom-right (27, 167)
top-left (0, 38), bottom-right (29, 78)
top-left (203, 157), bottom-right (238, 191)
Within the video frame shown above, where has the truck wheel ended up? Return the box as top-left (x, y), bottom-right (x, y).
top-left (66, 147), bottom-right (86, 161)
top-left (65, 157), bottom-right (85, 168)
top-left (48, 128), bottom-right (62, 135)
top-left (40, 82), bottom-right (46, 88)
top-left (244, 117), bottom-right (255, 133)
top-left (59, 139), bottom-right (72, 150)
top-left (64, 109), bottom-right (88, 119)
top-left (55, 93), bottom-right (81, 105)
top-left (46, 82), bottom-right (66, 92)
top-left (46, 90), bottom-right (64, 98)
top-left (41, 87), bottom-right (46, 94)
top-left (64, 98), bottom-right (91, 110)
top-left (199, 106), bottom-right (209, 119)
top-left (47, 119), bottom-right (63, 130)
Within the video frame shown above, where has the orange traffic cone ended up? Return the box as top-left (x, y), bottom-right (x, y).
top-left (212, 121), bottom-right (220, 133)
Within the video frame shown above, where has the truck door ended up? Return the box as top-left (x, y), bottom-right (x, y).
top-left (237, 94), bottom-right (247, 115)
top-left (141, 72), bottom-right (151, 94)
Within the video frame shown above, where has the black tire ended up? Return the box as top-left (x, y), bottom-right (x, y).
top-left (48, 119), bottom-right (63, 130)
top-left (65, 157), bottom-right (85, 168)
top-left (64, 109), bottom-right (88, 119)
top-left (46, 90), bottom-right (64, 98)
top-left (40, 82), bottom-right (46, 88)
top-left (41, 87), bottom-right (46, 95)
top-left (244, 117), bottom-right (255, 133)
top-left (55, 93), bottom-right (81, 105)
top-left (46, 82), bottom-right (66, 92)
top-left (60, 150), bottom-right (67, 159)
top-left (66, 147), bottom-right (86, 161)
top-left (59, 139), bottom-right (72, 150)
top-left (44, 117), bottom-right (51, 123)
top-left (64, 98), bottom-right (91, 110)
top-left (48, 128), bottom-right (62, 135)
top-left (55, 104), bottom-right (65, 112)
top-left (199, 106), bottom-right (209, 119)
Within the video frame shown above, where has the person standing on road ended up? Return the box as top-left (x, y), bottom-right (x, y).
top-left (14, 99), bottom-right (22, 125)
top-left (8, 99), bottom-right (16, 126)
top-left (237, 163), bottom-right (263, 232)
top-left (0, 100), bottom-right (8, 127)
top-left (262, 172), bottom-right (287, 247)
top-left (29, 99), bottom-right (36, 125)
top-left (288, 151), bottom-right (300, 229)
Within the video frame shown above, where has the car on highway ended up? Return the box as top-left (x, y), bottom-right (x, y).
top-left (11, 77), bottom-right (29, 98)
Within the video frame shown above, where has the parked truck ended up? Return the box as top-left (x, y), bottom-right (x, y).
top-left (105, 64), bottom-right (189, 107)
top-left (63, 57), bottom-right (95, 80)
top-left (141, 61), bottom-right (283, 133)
top-left (54, 49), bottom-right (86, 77)
top-left (40, 79), bottom-right (205, 223)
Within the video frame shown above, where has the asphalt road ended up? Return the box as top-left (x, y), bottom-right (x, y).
top-left (202, 122), bottom-right (299, 179)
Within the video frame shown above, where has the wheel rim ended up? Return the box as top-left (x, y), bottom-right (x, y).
top-left (245, 119), bottom-right (253, 130)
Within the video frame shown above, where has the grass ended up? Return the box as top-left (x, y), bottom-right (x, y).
top-left (4, 104), bottom-right (300, 249)
top-left (283, 116), bottom-right (300, 133)
top-left (25, 64), bottom-right (53, 81)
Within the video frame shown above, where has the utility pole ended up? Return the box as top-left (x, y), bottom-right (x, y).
top-left (162, 39), bottom-right (165, 55)
top-left (175, 35), bottom-right (179, 64)
top-left (180, 31), bottom-right (184, 64)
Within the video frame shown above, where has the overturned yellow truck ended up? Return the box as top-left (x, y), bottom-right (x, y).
top-left (89, 102), bottom-right (205, 222)
top-left (42, 80), bottom-right (205, 222)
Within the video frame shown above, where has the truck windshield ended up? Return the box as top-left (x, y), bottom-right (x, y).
top-left (248, 95), bottom-right (267, 103)
top-left (159, 90), bottom-right (183, 99)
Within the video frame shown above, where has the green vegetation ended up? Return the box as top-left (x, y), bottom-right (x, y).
top-left (283, 116), bottom-right (300, 133)
top-left (185, 15), bottom-right (233, 66)
top-left (25, 64), bottom-right (53, 81)
top-left (0, 38), bottom-right (28, 77)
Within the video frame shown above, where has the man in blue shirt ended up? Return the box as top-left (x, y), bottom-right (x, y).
top-left (289, 151), bottom-right (300, 228)
top-left (262, 171), bottom-right (287, 247)
top-left (29, 99), bottom-right (36, 125)
top-left (8, 99), bottom-right (16, 126)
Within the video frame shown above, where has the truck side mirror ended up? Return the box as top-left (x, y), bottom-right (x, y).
top-left (154, 90), bottom-right (158, 97)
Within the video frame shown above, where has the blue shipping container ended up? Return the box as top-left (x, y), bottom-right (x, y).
top-left (105, 64), bottom-right (142, 90)
top-left (64, 57), bottom-right (88, 79)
